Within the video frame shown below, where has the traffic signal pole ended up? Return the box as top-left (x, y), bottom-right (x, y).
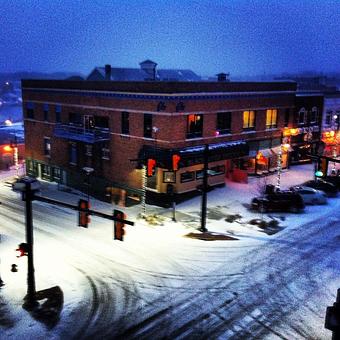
top-left (200, 144), bottom-right (209, 232)
top-left (23, 181), bottom-right (38, 309)
top-left (13, 176), bottom-right (134, 310)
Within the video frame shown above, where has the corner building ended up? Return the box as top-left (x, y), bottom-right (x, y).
top-left (22, 80), bottom-right (296, 206)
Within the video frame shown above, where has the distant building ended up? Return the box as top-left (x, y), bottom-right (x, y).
top-left (22, 78), bottom-right (299, 206)
top-left (87, 60), bottom-right (201, 82)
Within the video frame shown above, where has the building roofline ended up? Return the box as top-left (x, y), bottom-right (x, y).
top-left (22, 79), bottom-right (297, 93)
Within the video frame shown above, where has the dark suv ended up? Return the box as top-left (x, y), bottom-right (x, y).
top-left (251, 190), bottom-right (305, 213)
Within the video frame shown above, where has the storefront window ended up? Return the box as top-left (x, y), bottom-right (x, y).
top-left (163, 171), bottom-right (176, 183)
top-left (180, 171), bottom-right (195, 183)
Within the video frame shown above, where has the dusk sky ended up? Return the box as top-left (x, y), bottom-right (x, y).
top-left (1, 0), bottom-right (339, 77)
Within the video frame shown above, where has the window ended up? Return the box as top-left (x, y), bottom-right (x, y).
top-left (180, 171), bottom-right (195, 183)
top-left (94, 116), bottom-right (109, 129)
top-left (43, 104), bottom-right (49, 121)
top-left (243, 110), bottom-right (256, 129)
top-left (102, 147), bottom-right (110, 160)
top-left (216, 112), bottom-right (231, 134)
top-left (209, 165), bottom-right (225, 176)
top-left (325, 111), bottom-right (332, 125)
top-left (122, 112), bottom-right (129, 134)
top-left (55, 105), bottom-right (61, 123)
top-left (187, 114), bottom-right (203, 138)
top-left (298, 108), bottom-right (306, 124)
top-left (69, 112), bottom-right (82, 125)
top-left (69, 143), bottom-right (77, 165)
top-left (163, 171), bottom-right (176, 183)
top-left (26, 102), bottom-right (34, 119)
top-left (53, 167), bottom-right (61, 181)
top-left (310, 107), bottom-right (318, 124)
top-left (266, 109), bottom-right (277, 128)
top-left (196, 170), bottom-right (203, 179)
top-left (85, 144), bottom-right (93, 156)
top-left (41, 164), bottom-right (51, 179)
top-left (44, 137), bottom-right (51, 157)
top-left (144, 113), bottom-right (152, 138)
top-left (284, 108), bottom-right (290, 127)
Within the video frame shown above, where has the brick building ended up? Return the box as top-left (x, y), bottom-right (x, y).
top-left (22, 79), bottom-right (297, 205)
top-left (287, 93), bottom-right (324, 164)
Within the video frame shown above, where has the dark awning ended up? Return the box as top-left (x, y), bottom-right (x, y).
top-left (139, 141), bottom-right (249, 169)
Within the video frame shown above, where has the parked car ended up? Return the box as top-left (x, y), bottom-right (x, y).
top-left (289, 185), bottom-right (328, 205)
top-left (322, 176), bottom-right (340, 190)
top-left (251, 190), bottom-right (305, 213)
top-left (301, 179), bottom-right (338, 197)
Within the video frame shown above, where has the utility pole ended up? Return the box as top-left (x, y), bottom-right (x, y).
top-left (200, 144), bottom-right (209, 232)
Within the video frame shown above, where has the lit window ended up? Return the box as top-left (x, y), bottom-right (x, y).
top-left (44, 137), bottom-right (51, 157)
top-left (266, 109), bottom-right (277, 128)
top-left (163, 171), bottom-right (176, 183)
top-left (243, 110), bottom-right (256, 129)
top-left (187, 114), bottom-right (203, 138)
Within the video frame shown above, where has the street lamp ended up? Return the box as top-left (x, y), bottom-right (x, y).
top-left (82, 167), bottom-right (94, 203)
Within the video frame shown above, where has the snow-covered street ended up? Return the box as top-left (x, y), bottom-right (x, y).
top-left (0, 164), bottom-right (339, 339)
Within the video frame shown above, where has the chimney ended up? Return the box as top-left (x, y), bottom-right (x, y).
top-left (216, 73), bottom-right (230, 82)
top-left (140, 60), bottom-right (157, 81)
top-left (105, 64), bottom-right (111, 80)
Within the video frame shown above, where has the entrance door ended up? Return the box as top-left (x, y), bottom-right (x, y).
top-left (84, 115), bottom-right (95, 133)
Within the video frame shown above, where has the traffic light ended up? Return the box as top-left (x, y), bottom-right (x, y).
top-left (78, 199), bottom-right (90, 228)
top-left (113, 209), bottom-right (126, 241)
top-left (16, 243), bottom-right (29, 257)
top-left (147, 158), bottom-right (156, 177)
top-left (172, 154), bottom-right (181, 171)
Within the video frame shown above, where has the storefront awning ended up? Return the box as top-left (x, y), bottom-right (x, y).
top-left (139, 140), bottom-right (249, 169)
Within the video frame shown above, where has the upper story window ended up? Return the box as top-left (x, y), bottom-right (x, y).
top-left (44, 137), bottom-right (51, 157)
top-left (266, 109), bottom-right (277, 129)
top-left (298, 108), bottom-right (306, 125)
top-left (122, 112), bottom-right (129, 134)
top-left (26, 102), bottom-right (34, 119)
top-left (243, 110), bottom-right (256, 130)
top-left (94, 116), bottom-right (109, 129)
top-left (69, 112), bottom-right (82, 126)
top-left (43, 104), bottom-right (49, 121)
top-left (216, 112), bottom-right (231, 134)
top-left (144, 113), bottom-right (153, 138)
top-left (284, 108), bottom-right (290, 127)
top-left (325, 111), bottom-right (332, 125)
top-left (55, 105), bottom-right (61, 123)
top-left (310, 107), bottom-right (318, 124)
top-left (69, 143), bottom-right (77, 165)
top-left (187, 114), bottom-right (203, 139)
top-left (85, 144), bottom-right (93, 157)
